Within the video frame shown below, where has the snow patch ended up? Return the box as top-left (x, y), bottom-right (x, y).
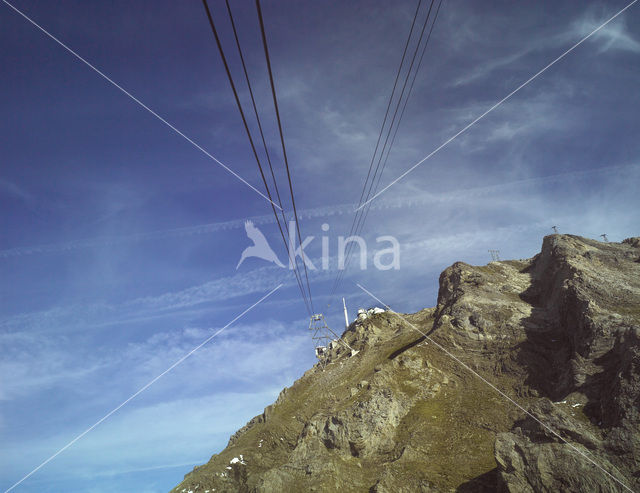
top-left (229, 455), bottom-right (247, 465)
top-left (357, 307), bottom-right (386, 322)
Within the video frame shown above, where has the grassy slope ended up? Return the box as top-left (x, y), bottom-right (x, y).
top-left (173, 308), bottom-right (530, 492)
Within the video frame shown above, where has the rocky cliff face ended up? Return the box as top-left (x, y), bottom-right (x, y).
top-left (171, 235), bottom-right (640, 492)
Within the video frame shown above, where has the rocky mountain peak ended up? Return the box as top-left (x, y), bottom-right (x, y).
top-left (171, 234), bottom-right (640, 492)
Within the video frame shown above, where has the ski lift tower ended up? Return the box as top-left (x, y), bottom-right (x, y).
top-left (308, 313), bottom-right (358, 370)
top-left (308, 314), bottom-right (332, 369)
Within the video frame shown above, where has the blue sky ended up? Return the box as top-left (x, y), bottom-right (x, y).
top-left (1, 0), bottom-right (639, 491)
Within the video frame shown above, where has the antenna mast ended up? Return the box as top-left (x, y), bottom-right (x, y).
top-left (343, 298), bottom-right (349, 329)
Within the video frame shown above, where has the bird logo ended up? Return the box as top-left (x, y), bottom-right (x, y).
top-left (237, 220), bottom-right (285, 269)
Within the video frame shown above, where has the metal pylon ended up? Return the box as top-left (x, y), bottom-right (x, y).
top-left (309, 313), bottom-right (332, 369)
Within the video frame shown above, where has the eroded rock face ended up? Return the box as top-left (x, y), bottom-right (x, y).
top-left (493, 235), bottom-right (640, 493)
top-left (494, 400), bottom-right (627, 493)
top-left (171, 235), bottom-right (640, 493)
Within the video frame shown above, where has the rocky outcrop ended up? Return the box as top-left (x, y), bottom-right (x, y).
top-left (494, 399), bottom-right (629, 493)
top-left (492, 235), bottom-right (640, 493)
top-left (171, 235), bottom-right (640, 492)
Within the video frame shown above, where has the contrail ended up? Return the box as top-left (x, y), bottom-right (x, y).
top-left (1, 164), bottom-right (635, 259)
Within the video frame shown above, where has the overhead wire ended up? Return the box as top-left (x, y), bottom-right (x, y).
top-left (342, 0), bottom-right (437, 275)
top-left (222, 0), bottom-right (314, 313)
top-left (351, 0), bottom-right (425, 222)
top-left (335, 0), bottom-right (441, 295)
top-left (366, 0), bottom-right (444, 215)
top-left (350, 0), bottom-right (444, 284)
top-left (328, 0), bottom-right (425, 301)
top-left (224, 0), bottom-right (286, 215)
top-left (256, 0), bottom-right (316, 314)
top-left (330, 0), bottom-right (444, 302)
top-left (202, 0), bottom-right (312, 315)
top-left (203, 0), bottom-right (442, 315)
top-left (360, 0), bottom-right (438, 212)
top-left (353, 0), bottom-right (441, 242)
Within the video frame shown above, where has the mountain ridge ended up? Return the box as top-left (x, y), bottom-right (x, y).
top-left (171, 234), bottom-right (640, 492)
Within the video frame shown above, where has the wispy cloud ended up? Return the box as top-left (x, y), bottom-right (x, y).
top-left (570, 6), bottom-right (640, 53)
top-left (0, 331), bottom-right (109, 401)
top-left (2, 2), bottom-right (638, 491)
top-left (2, 161), bottom-right (636, 340)
top-left (0, 306), bottom-right (310, 403)
top-left (453, 49), bottom-right (530, 87)
top-left (2, 158), bottom-right (632, 261)
top-left (0, 316), bottom-right (311, 487)
top-left (448, 2), bottom-right (639, 90)
top-left (0, 390), bottom-right (282, 486)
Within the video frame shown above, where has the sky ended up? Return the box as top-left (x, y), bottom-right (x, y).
top-left (1, 0), bottom-right (639, 491)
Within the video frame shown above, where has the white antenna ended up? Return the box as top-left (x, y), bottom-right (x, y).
top-left (488, 249), bottom-right (501, 261)
top-left (343, 297), bottom-right (349, 329)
